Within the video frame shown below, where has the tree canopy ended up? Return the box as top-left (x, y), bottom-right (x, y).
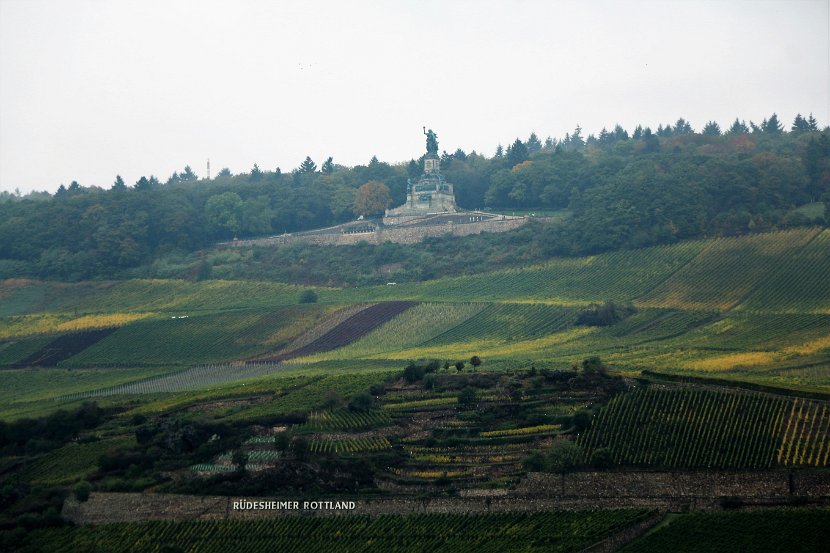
top-left (0, 113), bottom-right (827, 281)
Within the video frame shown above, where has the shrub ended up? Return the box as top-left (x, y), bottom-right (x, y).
top-left (232, 451), bottom-right (248, 473)
top-left (73, 481), bottom-right (91, 502)
top-left (523, 451), bottom-right (547, 472)
top-left (403, 363), bottom-right (426, 383)
top-left (458, 387), bottom-right (477, 407)
top-left (547, 441), bottom-right (583, 473)
top-left (575, 302), bottom-right (636, 326)
top-left (298, 289), bottom-right (318, 303)
top-left (581, 356), bottom-right (608, 376)
top-left (571, 411), bottom-right (592, 433)
top-left (590, 447), bottom-right (613, 469)
top-left (322, 390), bottom-right (343, 409)
top-left (348, 393), bottom-right (374, 412)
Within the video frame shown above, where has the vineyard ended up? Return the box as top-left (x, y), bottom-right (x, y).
top-left (737, 229), bottom-right (830, 314)
top-left (15, 328), bottom-right (118, 367)
top-left (308, 436), bottom-right (391, 454)
top-left (298, 410), bottom-right (392, 432)
top-left (57, 362), bottom-right (296, 398)
top-left (637, 229), bottom-right (819, 311)
top-left (620, 508), bottom-right (830, 553)
top-left (0, 229), bottom-right (827, 393)
top-left (0, 335), bottom-right (53, 366)
top-left (303, 302), bottom-right (487, 360)
top-left (579, 387), bottom-right (830, 468)
top-left (217, 372), bottom-right (393, 421)
top-left (60, 306), bottom-right (328, 367)
top-left (23, 510), bottom-right (654, 553)
top-left (358, 238), bottom-right (709, 305)
top-left (258, 301), bottom-right (418, 362)
top-left (0, 312), bottom-right (152, 341)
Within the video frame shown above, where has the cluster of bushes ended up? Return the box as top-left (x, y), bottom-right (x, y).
top-left (403, 357), bottom-right (484, 384)
top-left (575, 302), bottom-right (637, 326)
top-left (0, 402), bottom-right (109, 456)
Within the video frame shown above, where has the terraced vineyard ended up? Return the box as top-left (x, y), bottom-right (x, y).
top-left (24, 510), bottom-right (654, 553)
top-left (579, 387), bottom-right (830, 468)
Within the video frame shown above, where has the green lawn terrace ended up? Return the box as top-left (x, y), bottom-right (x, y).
top-left (1, 227), bottom-right (830, 417)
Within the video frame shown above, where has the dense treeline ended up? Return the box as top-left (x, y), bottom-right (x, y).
top-left (0, 113), bottom-right (828, 281)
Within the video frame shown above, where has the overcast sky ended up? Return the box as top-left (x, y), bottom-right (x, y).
top-left (1, 0), bottom-right (828, 194)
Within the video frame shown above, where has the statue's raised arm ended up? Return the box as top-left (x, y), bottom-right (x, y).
top-left (424, 127), bottom-right (439, 155)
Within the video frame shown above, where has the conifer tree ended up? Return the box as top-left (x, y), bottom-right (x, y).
top-left (299, 156), bottom-right (317, 173)
top-left (702, 121), bottom-right (721, 136)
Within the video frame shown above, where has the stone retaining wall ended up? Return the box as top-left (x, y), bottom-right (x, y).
top-left (517, 470), bottom-right (792, 499)
top-left (227, 217), bottom-right (528, 248)
top-left (63, 493), bottom-right (681, 525)
top-left (62, 469), bottom-right (830, 526)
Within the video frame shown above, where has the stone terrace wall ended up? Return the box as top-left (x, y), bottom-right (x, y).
top-left (794, 471), bottom-right (830, 496)
top-left (63, 469), bottom-right (830, 526)
top-left (227, 217), bottom-right (528, 249)
top-left (516, 470), bottom-right (792, 499)
top-left (63, 493), bottom-right (678, 525)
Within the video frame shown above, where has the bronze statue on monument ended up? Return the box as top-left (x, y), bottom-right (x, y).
top-left (423, 127), bottom-right (439, 155)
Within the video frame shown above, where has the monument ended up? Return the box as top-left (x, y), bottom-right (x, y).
top-left (226, 127), bottom-right (529, 249)
top-left (383, 128), bottom-right (458, 223)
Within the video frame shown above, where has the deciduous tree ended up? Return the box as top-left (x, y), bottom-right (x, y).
top-left (353, 181), bottom-right (391, 217)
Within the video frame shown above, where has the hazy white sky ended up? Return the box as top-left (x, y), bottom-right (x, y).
top-left (1, 0), bottom-right (828, 193)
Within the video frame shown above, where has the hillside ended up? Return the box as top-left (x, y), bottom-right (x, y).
top-left (1, 227), bottom-right (829, 552)
top-left (2, 227), bottom-right (829, 412)
top-left (1, 126), bottom-right (828, 284)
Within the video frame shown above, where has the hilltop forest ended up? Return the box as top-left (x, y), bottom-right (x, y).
top-left (1, 113), bottom-right (829, 282)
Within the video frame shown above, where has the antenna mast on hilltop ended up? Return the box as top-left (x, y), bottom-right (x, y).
top-left (207, 158), bottom-right (211, 180)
